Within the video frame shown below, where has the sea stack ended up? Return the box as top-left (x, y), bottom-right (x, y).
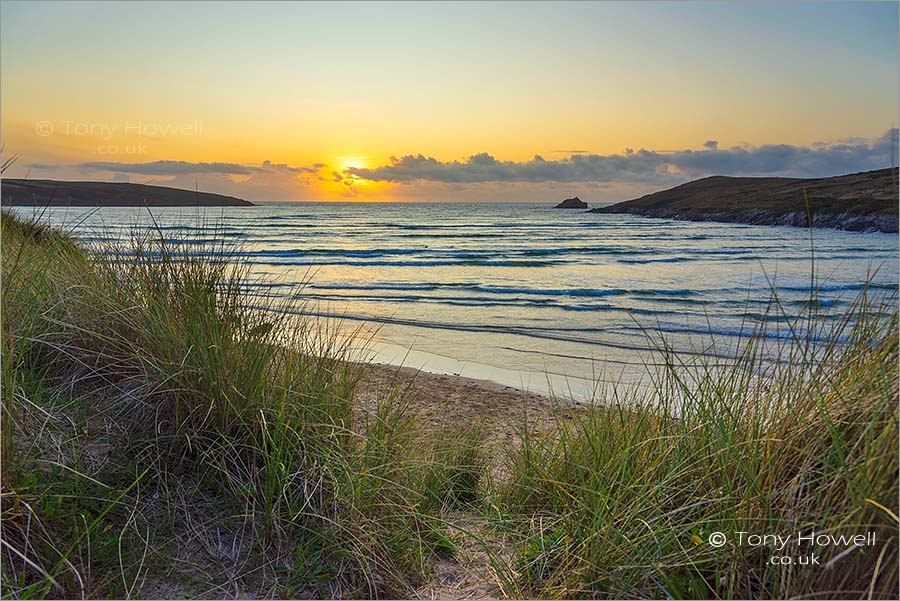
top-left (555, 196), bottom-right (588, 209)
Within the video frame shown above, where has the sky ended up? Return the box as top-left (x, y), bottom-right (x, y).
top-left (1, 1), bottom-right (898, 202)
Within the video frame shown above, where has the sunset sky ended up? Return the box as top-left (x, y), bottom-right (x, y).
top-left (1, 1), bottom-right (898, 202)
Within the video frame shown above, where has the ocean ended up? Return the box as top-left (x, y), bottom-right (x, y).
top-left (10, 202), bottom-right (898, 400)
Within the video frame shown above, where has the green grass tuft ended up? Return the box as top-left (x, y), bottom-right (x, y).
top-left (1, 210), bottom-right (459, 598)
top-left (497, 285), bottom-right (898, 599)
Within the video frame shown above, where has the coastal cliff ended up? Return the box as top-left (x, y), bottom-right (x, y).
top-left (590, 168), bottom-right (898, 233)
top-left (2, 179), bottom-right (254, 207)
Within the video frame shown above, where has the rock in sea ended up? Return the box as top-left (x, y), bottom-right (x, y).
top-left (554, 196), bottom-right (588, 209)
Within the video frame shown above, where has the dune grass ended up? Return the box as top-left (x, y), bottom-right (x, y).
top-left (0, 210), bottom-right (478, 598)
top-left (496, 282), bottom-right (898, 598)
top-left (1, 208), bottom-right (897, 599)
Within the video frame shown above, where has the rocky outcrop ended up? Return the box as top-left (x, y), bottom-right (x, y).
top-left (590, 168), bottom-right (898, 233)
top-left (596, 207), bottom-right (898, 233)
top-left (555, 197), bottom-right (588, 209)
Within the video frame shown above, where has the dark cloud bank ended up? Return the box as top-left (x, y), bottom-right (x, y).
top-left (65, 130), bottom-right (898, 189)
top-left (76, 159), bottom-right (316, 176)
top-left (346, 129), bottom-right (898, 185)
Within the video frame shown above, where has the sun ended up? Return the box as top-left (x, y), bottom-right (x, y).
top-left (333, 156), bottom-right (373, 189)
top-left (316, 155), bottom-right (386, 199)
top-left (336, 156), bottom-right (367, 173)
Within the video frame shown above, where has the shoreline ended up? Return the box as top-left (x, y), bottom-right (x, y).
top-left (358, 336), bottom-right (611, 403)
top-left (590, 206), bottom-right (899, 233)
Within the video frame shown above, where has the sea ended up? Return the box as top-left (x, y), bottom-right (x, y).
top-left (9, 202), bottom-right (898, 400)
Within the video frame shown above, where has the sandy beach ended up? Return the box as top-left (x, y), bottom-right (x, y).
top-left (356, 363), bottom-right (583, 454)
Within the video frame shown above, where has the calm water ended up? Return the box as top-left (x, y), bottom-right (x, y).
top-left (10, 202), bottom-right (898, 399)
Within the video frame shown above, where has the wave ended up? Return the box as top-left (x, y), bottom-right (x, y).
top-left (252, 303), bottom-right (811, 363)
top-left (252, 288), bottom-right (837, 325)
top-left (396, 232), bottom-right (500, 239)
top-left (618, 256), bottom-right (691, 264)
top-left (248, 247), bottom-right (426, 258)
top-left (264, 290), bottom-right (707, 317)
top-left (240, 246), bottom-right (601, 259)
top-left (248, 257), bottom-right (561, 267)
top-left (617, 255), bottom-right (756, 264)
top-left (619, 321), bottom-right (850, 343)
top-left (301, 280), bottom-right (897, 300)
top-left (256, 303), bottom-right (735, 358)
top-left (778, 282), bottom-right (897, 293)
top-left (473, 285), bottom-right (627, 297)
top-left (247, 290), bottom-right (603, 312)
top-left (306, 282), bottom-right (701, 299)
top-left (155, 225), bottom-right (244, 234)
top-left (224, 245), bottom-right (773, 261)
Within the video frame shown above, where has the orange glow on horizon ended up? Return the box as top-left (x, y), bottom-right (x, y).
top-left (304, 156), bottom-right (396, 201)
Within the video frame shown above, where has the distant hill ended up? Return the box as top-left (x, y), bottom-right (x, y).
top-left (590, 168), bottom-right (898, 233)
top-left (1, 179), bottom-right (254, 207)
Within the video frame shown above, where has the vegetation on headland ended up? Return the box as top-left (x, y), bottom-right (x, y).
top-left (2, 179), bottom-right (253, 207)
top-left (591, 167), bottom-right (899, 233)
top-left (1, 209), bottom-right (897, 599)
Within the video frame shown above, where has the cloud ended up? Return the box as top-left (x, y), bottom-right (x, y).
top-left (60, 159), bottom-right (328, 201)
top-left (260, 160), bottom-right (317, 174)
top-left (79, 160), bottom-right (254, 175)
top-left (347, 151), bottom-right (668, 184)
top-left (77, 159), bottom-right (318, 176)
top-left (347, 129), bottom-right (898, 185)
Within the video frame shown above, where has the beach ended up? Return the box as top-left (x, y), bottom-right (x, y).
top-left (357, 363), bottom-right (579, 456)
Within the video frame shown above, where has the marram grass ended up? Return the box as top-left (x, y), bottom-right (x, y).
top-left (0, 211), bottom-right (462, 598)
top-left (497, 277), bottom-right (898, 599)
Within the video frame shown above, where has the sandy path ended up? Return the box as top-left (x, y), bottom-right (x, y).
top-left (355, 363), bottom-right (587, 600)
top-left (355, 363), bottom-right (583, 448)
